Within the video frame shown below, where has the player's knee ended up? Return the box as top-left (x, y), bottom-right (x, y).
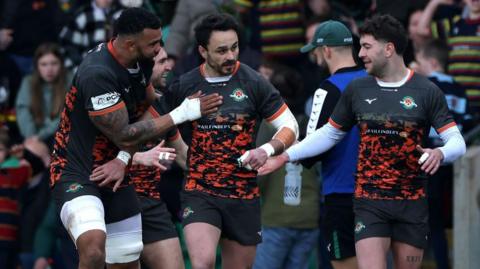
top-left (190, 256), bottom-right (216, 269)
top-left (79, 243), bottom-right (105, 268)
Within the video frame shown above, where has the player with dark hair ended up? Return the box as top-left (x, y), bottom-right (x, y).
top-left (129, 47), bottom-right (187, 269)
top-left (152, 13), bottom-right (299, 268)
top-left (259, 14), bottom-right (466, 269)
top-left (50, 7), bottom-right (222, 269)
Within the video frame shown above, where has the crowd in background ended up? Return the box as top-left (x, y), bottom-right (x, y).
top-left (0, 0), bottom-right (478, 268)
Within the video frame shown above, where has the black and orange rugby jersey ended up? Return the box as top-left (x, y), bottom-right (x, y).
top-left (50, 40), bottom-right (152, 186)
top-left (153, 61), bottom-right (286, 199)
top-left (128, 104), bottom-right (179, 199)
top-left (329, 71), bottom-right (455, 200)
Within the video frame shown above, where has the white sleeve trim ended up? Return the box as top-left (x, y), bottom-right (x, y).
top-left (438, 125), bottom-right (466, 163)
top-left (286, 122), bottom-right (346, 162)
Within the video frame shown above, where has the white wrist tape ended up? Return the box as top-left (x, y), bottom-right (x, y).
top-left (418, 152), bottom-right (429, 164)
top-left (260, 143), bottom-right (275, 157)
top-left (158, 152), bottom-right (171, 160)
top-left (169, 98), bottom-right (202, 125)
top-left (237, 151), bottom-right (253, 170)
top-left (116, 151), bottom-right (131, 165)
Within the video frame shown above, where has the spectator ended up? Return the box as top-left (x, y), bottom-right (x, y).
top-left (0, 127), bottom-right (46, 269)
top-left (15, 43), bottom-right (71, 149)
top-left (0, 0), bottom-right (60, 75)
top-left (254, 62), bottom-right (320, 269)
top-left (59, 0), bottom-right (123, 68)
top-left (418, 0), bottom-right (480, 120)
top-left (234, 0), bottom-right (305, 64)
top-left (164, 0), bottom-right (223, 65)
top-left (32, 201), bottom-right (79, 269)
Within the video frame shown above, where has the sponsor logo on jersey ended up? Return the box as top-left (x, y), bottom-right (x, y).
top-left (66, 183), bottom-right (84, 193)
top-left (400, 96), bottom-right (417, 109)
top-left (365, 98), bottom-right (377, 104)
top-left (91, 92), bottom-right (121, 110)
top-left (230, 88), bottom-right (248, 102)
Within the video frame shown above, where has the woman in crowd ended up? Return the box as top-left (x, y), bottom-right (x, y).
top-left (15, 42), bottom-right (70, 151)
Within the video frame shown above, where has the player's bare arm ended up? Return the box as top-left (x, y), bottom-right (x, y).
top-left (90, 91), bottom-right (222, 148)
top-left (89, 91), bottom-right (221, 189)
top-left (166, 134), bottom-right (188, 170)
top-left (239, 105), bottom-right (298, 170)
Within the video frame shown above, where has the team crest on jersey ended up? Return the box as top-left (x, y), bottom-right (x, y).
top-left (66, 183), bottom-right (84, 193)
top-left (354, 221), bottom-right (366, 234)
top-left (230, 88), bottom-right (248, 102)
top-left (183, 206), bottom-right (194, 219)
top-left (400, 96), bottom-right (417, 109)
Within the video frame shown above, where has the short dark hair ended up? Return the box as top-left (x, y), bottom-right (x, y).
top-left (194, 13), bottom-right (239, 48)
top-left (359, 14), bottom-right (408, 55)
top-left (115, 8), bottom-right (161, 36)
top-left (419, 39), bottom-right (449, 71)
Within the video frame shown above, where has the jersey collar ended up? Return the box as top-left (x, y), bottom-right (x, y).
top-left (200, 61), bottom-right (240, 83)
top-left (376, 69), bottom-right (414, 88)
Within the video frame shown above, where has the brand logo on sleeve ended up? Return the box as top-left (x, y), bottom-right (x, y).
top-left (91, 92), bottom-right (121, 110)
top-left (230, 88), bottom-right (248, 102)
top-left (400, 96), bottom-right (417, 109)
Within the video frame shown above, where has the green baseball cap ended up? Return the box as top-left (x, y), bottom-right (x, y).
top-left (300, 20), bottom-right (353, 53)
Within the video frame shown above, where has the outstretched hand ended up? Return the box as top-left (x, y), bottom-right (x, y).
top-left (257, 153), bottom-right (290, 176)
top-left (416, 145), bottom-right (444, 175)
top-left (132, 140), bottom-right (176, 170)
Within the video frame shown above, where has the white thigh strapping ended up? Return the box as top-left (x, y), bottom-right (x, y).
top-left (60, 195), bottom-right (106, 244)
top-left (105, 213), bottom-right (143, 264)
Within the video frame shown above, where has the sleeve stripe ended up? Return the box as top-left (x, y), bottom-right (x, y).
top-left (168, 129), bottom-right (181, 141)
top-left (148, 106), bottom-right (161, 118)
top-left (266, 103), bottom-right (288, 122)
top-left (88, 101), bottom-right (125, 116)
top-left (232, 61), bottom-right (240, 76)
top-left (407, 69), bottom-right (415, 81)
top-left (437, 122), bottom-right (457, 134)
top-left (107, 40), bottom-right (126, 68)
top-left (328, 118), bottom-right (342, 129)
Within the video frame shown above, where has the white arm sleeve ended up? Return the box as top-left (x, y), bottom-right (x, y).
top-left (286, 122), bottom-right (346, 162)
top-left (438, 125), bottom-right (466, 163)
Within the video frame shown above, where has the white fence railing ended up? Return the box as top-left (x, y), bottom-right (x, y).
top-left (454, 146), bottom-right (480, 269)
